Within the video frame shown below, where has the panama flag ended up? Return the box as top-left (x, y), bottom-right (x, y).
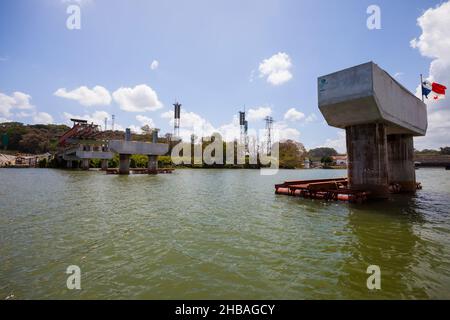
top-left (422, 80), bottom-right (447, 100)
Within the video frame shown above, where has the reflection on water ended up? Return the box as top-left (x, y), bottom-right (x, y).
top-left (0, 168), bottom-right (449, 299)
top-left (340, 198), bottom-right (426, 298)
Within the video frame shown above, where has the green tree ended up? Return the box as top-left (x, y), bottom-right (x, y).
top-left (131, 154), bottom-right (148, 168)
top-left (38, 158), bottom-right (47, 168)
top-left (279, 140), bottom-right (306, 169)
top-left (321, 156), bottom-right (333, 165)
top-left (440, 147), bottom-right (450, 155)
top-left (308, 147), bottom-right (338, 160)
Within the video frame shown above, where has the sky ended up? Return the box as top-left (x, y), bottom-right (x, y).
top-left (0, 0), bottom-right (449, 152)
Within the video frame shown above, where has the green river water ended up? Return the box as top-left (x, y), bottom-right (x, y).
top-left (0, 168), bottom-right (449, 299)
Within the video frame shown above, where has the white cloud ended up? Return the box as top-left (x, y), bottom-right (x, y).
top-left (16, 111), bottom-right (35, 118)
top-left (161, 109), bottom-right (215, 140)
top-left (33, 112), bottom-right (54, 124)
top-left (217, 115), bottom-right (241, 141)
top-left (410, 1), bottom-right (450, 150)
top-left (259, 52), bottom-right (293, 86)
top-left (12, 92), bottom-right (34, 110)
top-left (128, 125), bottom-right (143, 134)
top-left (0, 117), bottom-right (12, 123)
top-left (113, 84), bottom-right (163, 112)
top-left (247, 106), bottom-right (272, 122)
top-left (305, 113), bottom-right (318, 123)
top-left (0, 91), bottom-right (34, 117)
top-left (320, 130), bottom-right (346, 154)
top-left (150, 60), bottom-right (159, 70)
top-left (415, 108), bottom-right (450, 149)
top-left (136, 115), bottom-right (155, 128)
top-left (54, 86), bottom-right (111, 107)
top-left (273, 121), bottom-right (301, 142)
top-left (216, 115), bottom-right (301, 143)
top-left (161, 109), bottom-right (242, 142)
top-left (284, 108), bottom-right (305, 122)
top-left (159, 107), bottom-right (304, 145)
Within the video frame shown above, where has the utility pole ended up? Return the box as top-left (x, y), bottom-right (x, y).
top-left (264, 116), bottom-right (274, 155)
top-left (174, 102), bottom-right (181, 139)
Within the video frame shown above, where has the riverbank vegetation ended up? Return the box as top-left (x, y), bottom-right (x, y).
top-left (0, 122), bottom-right (70, 154)
top-left (3, 121), bottom-right (448, 170)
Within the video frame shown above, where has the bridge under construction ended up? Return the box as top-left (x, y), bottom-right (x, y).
top-left (57, 119), bottom-right (170, 175)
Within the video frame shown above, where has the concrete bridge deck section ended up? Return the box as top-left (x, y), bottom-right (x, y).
top-left (318, 62), bottom-right (427, 136)
top-left (58, 120), bottom-right (170, 173)
top-left (62, 146), bottom-right (113, 170)
top-left (318, 62), bottom-right (428, 197)
top-left (108, 140), bottom-right (168, 156)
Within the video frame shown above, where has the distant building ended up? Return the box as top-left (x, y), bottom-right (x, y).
top-left (15, 155), bottom-right (37, 167)
top-left (303, 158), bottom-right (310, 169)
top-left (311, 161), bottom-right (322, 168)
top-left (332, 155), bottom-right (347, 166)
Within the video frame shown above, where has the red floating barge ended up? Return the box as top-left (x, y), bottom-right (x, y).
top-left (275, 178), bottom-right (371, 203)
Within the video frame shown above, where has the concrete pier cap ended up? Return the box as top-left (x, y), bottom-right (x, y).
top-left (318, 62), bottom-right (428, 197)
top-left (108, 140), bottom-right (169, 157)
top-left (108, 131), bottom-right (168, 175)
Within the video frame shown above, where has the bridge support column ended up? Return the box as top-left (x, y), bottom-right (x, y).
top-left (119, 154), bottom-right (130, 175)
top-left (346, 123), bottom-right (389, 198)
top-left (67, 160), bottom-right (73, 169)
top-left (387, 134), bottom-right (416, 192)
top-left (101, 159), bottom-right (108, 171)
top-left (81, 159), bottom-right (90, 170)
top-left (148, 155), bottom-right (158, 174)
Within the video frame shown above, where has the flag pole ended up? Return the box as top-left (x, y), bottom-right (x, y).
top-left (420, 74), bottom-right (424, 102)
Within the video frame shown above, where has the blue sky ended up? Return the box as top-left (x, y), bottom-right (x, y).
top-left (0, 0), bottom-right (448, 152)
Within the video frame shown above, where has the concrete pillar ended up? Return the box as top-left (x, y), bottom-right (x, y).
top-left (101, 159), bottom-right (108, 171)
top-left (148, 155), bottom-right (158, 174)
top-left (81, 159), bottom-right (90, 170)
top-left (67, 160), bottom-right (73, 169)
top-left (346, 123), bottom-right (389, 198)
top-left (387, 134), bottom-right (416, 192)
top-left (125, 128), bottom-right (131, 141)
top-left (152, 129), bottom-right (158, 143)
top-left (119, 154), bottom-right (130, 175)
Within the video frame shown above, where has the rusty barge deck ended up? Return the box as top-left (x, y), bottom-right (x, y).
top-left (275, 178), bottom-right (371, 203)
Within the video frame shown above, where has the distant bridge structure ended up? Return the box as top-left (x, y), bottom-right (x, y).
top-left (58, 119), bottom-right (113, 170)
top-left (57, 119), bottom-right (169, 174)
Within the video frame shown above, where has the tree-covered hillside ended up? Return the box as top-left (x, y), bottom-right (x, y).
top-left (0, 122), bottom-right (70, 154)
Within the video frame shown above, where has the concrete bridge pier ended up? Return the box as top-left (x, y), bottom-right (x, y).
top-left (101, 159), bottom-right (108, 171)
top-left (148, 129), bottom-right (159, 174)
top-left (346, 123), bottom-right (389, 198)
top-left (108, 128), bottom-right (169, 176)
top-left (67, 160), bottom-right (73, 169)
top-left (119, 154), bottom-right (130, 175)
top-left (318, 62), bottom-right (428, 199)
top-left (387, 134), bottom-right (416, 192)
top-left (81, 159), bottom-right (90, 170)
top-left (148, 155), bottom-right (158, 174)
